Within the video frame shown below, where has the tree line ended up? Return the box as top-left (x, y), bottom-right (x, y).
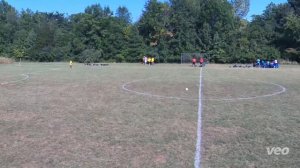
top-left (0, 0), bottom-right (299, 63)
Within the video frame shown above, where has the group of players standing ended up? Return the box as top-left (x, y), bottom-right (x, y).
top-left (143, 56), bottom-right (155, 65)
top-left (192, 57), bottom-right (205, 67)
top-left (254, 59), bottom-right (279, 68)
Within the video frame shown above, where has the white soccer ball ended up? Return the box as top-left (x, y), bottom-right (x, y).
top-left (186, 88), bottom-right (189, 91)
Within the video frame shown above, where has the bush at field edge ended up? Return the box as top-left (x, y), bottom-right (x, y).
top-left (0, 57), bottom-right (14, 64)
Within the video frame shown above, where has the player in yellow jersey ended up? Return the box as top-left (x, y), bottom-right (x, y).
top-left (151, 57), bottom-right (155, 65)
top-left (147, 57), bottom-right (151, 66)
top-left (69, 60), bottom-right (73, 69)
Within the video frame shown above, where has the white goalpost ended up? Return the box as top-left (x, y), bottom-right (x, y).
top-left (180, 53), bottom-right (207, 64)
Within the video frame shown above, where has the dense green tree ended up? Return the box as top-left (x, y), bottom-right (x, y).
top-left (288, 0), bottom-right (300, 15)
top-left (116, 6), bottom-right (131, 23)
top-left (84, 4), bottom-right (113, 18)
top-left (230, 0), bottom-right (250, 18)
top-left (0, 0), bottom-right (299, 63)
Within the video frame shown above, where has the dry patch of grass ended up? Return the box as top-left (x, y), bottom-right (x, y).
top-left (0, 63), bottom-right (299, 167)
top-left (201, 66), bottom-right (300, 168)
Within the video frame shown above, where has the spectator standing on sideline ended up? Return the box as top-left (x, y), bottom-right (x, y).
top-left (256, 58), bottom-right (260, 67)
top-left (274, 59), bottom-right (278, 68)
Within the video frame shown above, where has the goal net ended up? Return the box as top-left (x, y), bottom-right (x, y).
top-left (180, 53), bottom-right (207, 64)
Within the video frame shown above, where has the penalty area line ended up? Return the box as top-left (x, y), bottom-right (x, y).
top-left (194, 67), bottom-right (203, 168)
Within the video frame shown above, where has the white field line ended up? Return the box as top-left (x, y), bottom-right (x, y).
top-left (204, 81), bottom-right (286, 101)
top-left (121, 78), bottom-right (197, 101)
top-left (0, 68), bottom-right (62, 86)
top-left (194, 67), bottom-right (203, 168)
top-left (0, 74), bottom-right (29, 85)
top-left (121, 78), bottom-right (286, 101)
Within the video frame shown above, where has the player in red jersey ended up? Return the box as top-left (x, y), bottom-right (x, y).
top-left (192, 57), bottom-right (197, 67)
top-left (199, 57), bottom-right (204, 67)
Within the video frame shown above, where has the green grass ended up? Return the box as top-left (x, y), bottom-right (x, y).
top-left (0, 63), bottom-right (299, 167)
top-left (202, 65), bottom-right (300, 168)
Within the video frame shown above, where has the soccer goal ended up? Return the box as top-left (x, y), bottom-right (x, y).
top-left (180, 53), bottom-right (207, 64)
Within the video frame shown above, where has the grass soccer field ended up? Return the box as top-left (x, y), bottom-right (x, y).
top-left (0, 63), bottom-right (299, 167)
